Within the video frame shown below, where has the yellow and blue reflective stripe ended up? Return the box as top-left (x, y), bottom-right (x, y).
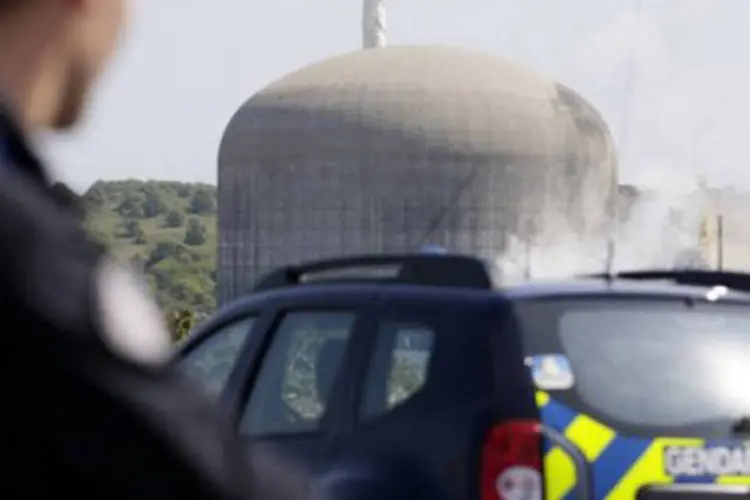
top-left (539, 391), bottom-right (650, 499)
top-left (537, 391), bottom-right (750, 499)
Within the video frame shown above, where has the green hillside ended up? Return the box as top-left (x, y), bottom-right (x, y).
top-left (81, 180), bottom-right (217, 313)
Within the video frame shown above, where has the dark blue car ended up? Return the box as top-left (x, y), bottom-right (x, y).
top-left (174, 254), bottom-right (750, 500)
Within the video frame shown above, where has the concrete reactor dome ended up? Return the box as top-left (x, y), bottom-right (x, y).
top-left (218, 46), bottom-right (617, 304)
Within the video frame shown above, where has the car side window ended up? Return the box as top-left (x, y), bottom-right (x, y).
top-left (239, 310), bottom-right (355, 437)
top-left (360, 319), bottom-right (435, 419)
top-left (178, 316), bottom-right (255, 398)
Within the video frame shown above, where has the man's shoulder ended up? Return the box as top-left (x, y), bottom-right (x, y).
top-left (0, 166), bottom-right (98, 307)
top-left (0, 166), bottom-right (171, 365)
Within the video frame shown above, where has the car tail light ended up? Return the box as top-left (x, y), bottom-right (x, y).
top-left (481, 420), bottom-right (543, 500)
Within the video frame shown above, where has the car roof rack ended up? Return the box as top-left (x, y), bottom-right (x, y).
top-left (252, 253), bottom-right (495, 292)
top-left (586, 269), bottom-right (750, 293)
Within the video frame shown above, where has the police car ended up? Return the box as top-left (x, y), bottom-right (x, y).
top-left (512, 269), bottom-right (750, 500)
top-left (175, 253), bottom-right (750, 500)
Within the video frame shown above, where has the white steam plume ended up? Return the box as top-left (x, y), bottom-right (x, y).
top-left (493, 2), bottom-right (750, 282)
top-left (494, 178), bottom-right (712, 284)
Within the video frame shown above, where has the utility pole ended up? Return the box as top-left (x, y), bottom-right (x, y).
top-left (363, 0), bottom-right (387, 49)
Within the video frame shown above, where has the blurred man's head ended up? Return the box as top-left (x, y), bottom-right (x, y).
top-left (0, 0), bottom-right (127, 131)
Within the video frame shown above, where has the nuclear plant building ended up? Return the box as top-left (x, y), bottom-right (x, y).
top-left (217, 46), bottom-right (617, 304)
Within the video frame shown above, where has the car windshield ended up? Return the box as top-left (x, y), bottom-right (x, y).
top-left (521, 299), bottom-right (750, 436)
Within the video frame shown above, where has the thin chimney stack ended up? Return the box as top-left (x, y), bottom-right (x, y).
top-left (363, 0), bottom-right (386, 49)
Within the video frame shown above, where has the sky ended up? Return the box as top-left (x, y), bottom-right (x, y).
top-left (39, 0), bottom-right (750, 193)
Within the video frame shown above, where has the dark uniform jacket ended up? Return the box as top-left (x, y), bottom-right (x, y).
top-left (0, 108), bottom-right (255, 499)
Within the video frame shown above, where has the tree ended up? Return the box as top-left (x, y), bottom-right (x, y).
top-left (141, 189), bottom-right (166, 218)
top-left (177, 184), bottom-right (192, 198)
top-left (116, 194), bottom-right (144, 218)
top-left (87, 229), bottom-right (111, 247)
top-left (81, 179), bottom-right (218, 314)
top-left (123, 219), bottom-right (144, 240)
top-left (82, 181), bottom-right (107, 208)
top-left (149, 241), bottom-right (180, 263)
top-left (165, 210), bottom-right (185, 228)
top-left (166, 309), bottom-right (195, 343)
top-left (129, 253), bottom-right (148, 273)
top-left (184, 217), bottom-right (207, 246)
top-left (189, 189), bottom-right (216, 214)
top-left (134, 233), bottom-right (147, 245)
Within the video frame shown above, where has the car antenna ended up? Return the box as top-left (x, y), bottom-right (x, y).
top-left (603, 181), bottom-right (619, 281)
top-left (522, 238), bottom-right (532, 280)
top-left (604, 238), bottom-right (616, 282)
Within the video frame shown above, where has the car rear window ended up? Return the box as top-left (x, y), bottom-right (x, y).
top-left (520, 299), bottom-right (750, 435)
